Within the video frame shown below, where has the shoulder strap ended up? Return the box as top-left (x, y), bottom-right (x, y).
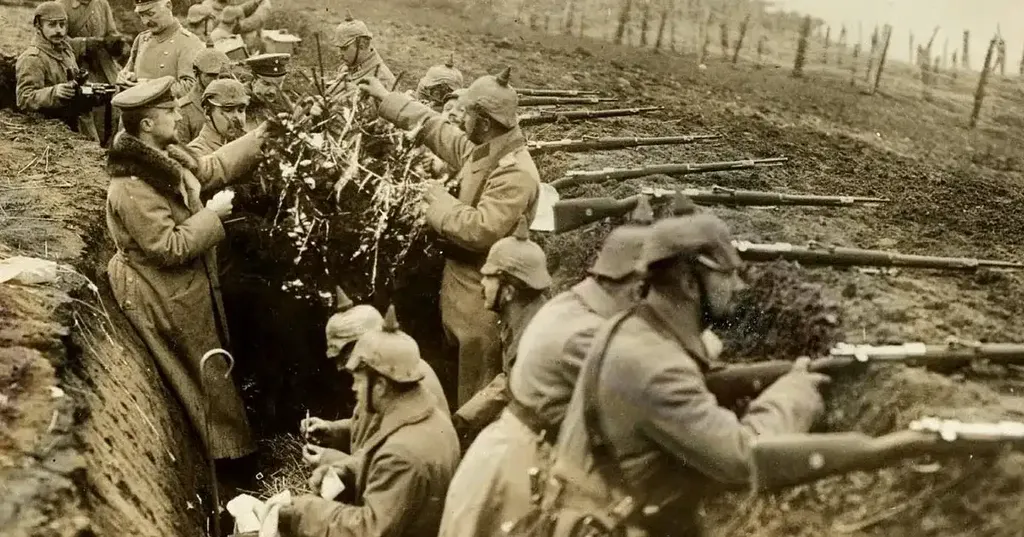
top-left (579, 306), bottom-right (647, 507)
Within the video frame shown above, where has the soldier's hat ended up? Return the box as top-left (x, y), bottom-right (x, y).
top-left (202, 78), bottom-right (250, 107)
top-left (636, 213), bottom-right (742, 275)
top-left (134, 0), bottom-right (165, 13)
top-left (243, 53), bottom-right (290, 78)
top-left (346, 305), bottom-right (425, 384)
top-left (220, 5), bottom-right (244, 23)
top-left (193, 48), bottom-right (232, 75)
top-left (480, 217), bottom-right (552, 291)
top-left (462, 66), bottom-right (518, 128)
top-left (33, 1), bottom-right (67, 21)
top-left (334, 10), bottom-right (372, 47)
top-left (589, 225), bottom-right (651, 280)
top-left (186, 4), bottom-right (213, 23)
top-left (111, 76), bottom-right (177, 110)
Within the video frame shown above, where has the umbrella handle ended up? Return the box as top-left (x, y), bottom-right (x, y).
top-left (200, 348), bottom-right (235, 380)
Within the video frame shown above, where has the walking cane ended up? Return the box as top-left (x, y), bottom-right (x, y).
top-left (201, 348), bottom-right (235, 537)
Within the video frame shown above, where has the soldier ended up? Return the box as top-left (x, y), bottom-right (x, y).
top-left (186, 78), bottom-right (249, 156)
top-left (117, 0), bottom-right (204, 99)
top-left (358, 66), bottom-right (540, 408)
top-left (16, 1), bottom-right (110, 142)
top-left (185, 3), bottom-right (215, 44)
top-left (202, 0), bottom-right (266, 24)
top-left (451, 216), bottom-right (550, 446)
top-left (279, 306), bottom-right (460, 537)
top-left (59, 0), bottom-right (124, 144)
top-left (330, 12), bottom-right (396, 100)
top-left (241, 52), bottom-right (291, 128)
top-left (176, 48), bottom-right (231, 144)
top-left (415, 55), bottom-right (464, 111)
top-left (439, 222), bottom-right (650, 537)
top-left (104, 76), bottom-right (269, 493)
top-left (536, 214), bottom-right (830, 537)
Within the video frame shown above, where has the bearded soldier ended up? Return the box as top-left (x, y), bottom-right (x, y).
top-left (280, 307), bottom-right (460, 537)
top-left (187, 78), bottom-right (250, 156)
top-left (359, 67), bottom-right (540, 407)
top-left (176, 48), bottom-right (231, 144)
top-left (330, 12), bottom-right (396, 101)
top-left (537, 214), bottom-right (830, 537)
top-left (16, 1), bottom-right (113, 142)
top-left (415, 55), bottom-right (464, 111)
top-left (439, 221), bottom-right (651, 537)
top-left (104, 76), bottom-right (269, 492)
top-left (241, 52), bottom-right (291, 128)
top-left (117, 0), bottom-right (204, 99)
top-left (450, 216), bottom-right (550, 446)
top-left (300, 288), bottom-right (450, 474)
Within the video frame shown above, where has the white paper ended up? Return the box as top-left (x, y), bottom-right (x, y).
top-left (320, 467), bottom-right (345, 500)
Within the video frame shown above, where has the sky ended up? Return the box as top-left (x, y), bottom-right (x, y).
top-left (770, 0), bottom-right (1023, 68)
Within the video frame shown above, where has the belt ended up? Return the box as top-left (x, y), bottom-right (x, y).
top-left (506, 398), bottom-right (559, 442)
top-left (438, 242), bottom-right (486, 269)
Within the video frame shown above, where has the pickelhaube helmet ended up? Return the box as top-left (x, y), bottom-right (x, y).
top-left (461, 66), bottom-right (518, 129)
top-left (636, 213), bottom-right (742, 274)
top-left (325, 287), bottom-right (383, 359)
top-left (33, 1), bottom-right (67, 22)
top-left (417, 53), bottom-right (464, 95)
top-left (345, 305), bottom-right (425, 383)
top-left (589, 225), bottom-right (651, 281)
top-left (334, 10), bottom-right (372, 47)
top-left (202, 78), bottom-right (250, 107)
top-left (480, 216), bottom-right (552, 291)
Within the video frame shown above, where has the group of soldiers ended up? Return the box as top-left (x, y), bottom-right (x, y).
top-left (12, 3), bottom-right (834, 537)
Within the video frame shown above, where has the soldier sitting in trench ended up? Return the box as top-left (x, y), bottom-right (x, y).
top-left (280, 307), bottom-right (460, 537)
top-left (299, 288), bottom-right (449, 476)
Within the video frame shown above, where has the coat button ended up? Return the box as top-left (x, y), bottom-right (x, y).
top-left (159, 64), bottom-right (165, 68)
top-left (163, 51), bottom-right (169, 55)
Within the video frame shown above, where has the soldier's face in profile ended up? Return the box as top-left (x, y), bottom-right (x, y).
top-left (38, 19), bottom-right (68, 44)
top-left (143, 107), bottom-right (182, 148)
top-left (211, 104), bottom-right (247, 140)
top-left (700, 265), bottom-right (747, 322)
top-left (462, 106), bottom-right (490, 145)
top-left (197, 71), bottom-right (220, 91)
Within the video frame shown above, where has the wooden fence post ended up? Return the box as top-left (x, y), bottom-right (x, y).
top-left (962, 30), bottom-right (970, 69)
top-left (866, 25), bottom-right (879, 83)
top-left (872, 24), bottom-right (893, 93)
top-left (970, 36), bottom-right (998, 128)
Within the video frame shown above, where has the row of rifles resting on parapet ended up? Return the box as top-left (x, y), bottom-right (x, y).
top-left (18, 3), bottom-right (1024, 537)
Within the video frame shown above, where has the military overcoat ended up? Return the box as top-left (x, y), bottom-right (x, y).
top-left (15, 34), bottom-right (99, 141)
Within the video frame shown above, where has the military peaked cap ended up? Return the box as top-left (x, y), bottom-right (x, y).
top-left (134, 0), bottom-right (165, 12)
top-left (243, 53), bottom-right (290, 78)
top-left (111, 76), bottom-right (177, 110)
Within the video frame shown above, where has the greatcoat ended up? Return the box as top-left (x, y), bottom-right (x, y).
top-left (548, 291), bottom-right (826, 536)
top-left (119, 20), bottom-right (204, 98)
top-left (176, 81), bottom-right (206, 144)
top-left (280, 386), bottom-right (460, 537)
top-left (332, 51), bottom-right (396, 103)
top-left (377, 92), bottom-right (540, 406)
top-left (16, 33), bottom-right (99, 141)
top-left (105, 129), bottom-right (263, 459)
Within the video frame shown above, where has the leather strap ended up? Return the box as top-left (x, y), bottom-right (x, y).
top-left (505, 397), bottom-right (558, 442)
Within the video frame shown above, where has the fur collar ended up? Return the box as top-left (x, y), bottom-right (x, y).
top-left (107, 132), bottom-right (201, 197)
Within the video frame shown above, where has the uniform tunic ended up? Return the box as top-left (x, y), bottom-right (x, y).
top-left (377, 92), bottom-right (540, 406)
top-left (59, 0), bottom-right (120, 84)
top-left (105, 130), bottom-right (264, 459)
top-left (187, 124), bottom-right (226, 156)
top-left (549, 292), bottom-right (826, 536)
top-left (16, 34), bottom-right (99, 141)
top-left (438, 279), bottom-right (628, 537)
top-left (280, 386), bottom-right (460, 537)
top-left (331, 51), bottom-right (396, 103)
top-left (120, 20), bottom-right (204, 99)
top-left (176, 81), bottom-right (206, 143)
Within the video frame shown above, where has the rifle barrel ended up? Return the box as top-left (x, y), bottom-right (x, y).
top-left (551, 157), bottom-right (788, 190)
top-left (518, 88), bottom-right (602, 96)
top-left (518, 106), bottom-right (663, 127)
top-left (680, 189), bottom-right (889, 207)
top-left (733, 241), bottom-right (1024, 271)
top-left (519, 96), bottom-right (619, 106)
top-left (528, 134), bottom-right (721, 155)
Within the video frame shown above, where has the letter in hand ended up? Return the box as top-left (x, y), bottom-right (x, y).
top-left (206, 189), bottom-right (235, 219)
top-left (356, 76), bottom-right (389, 101)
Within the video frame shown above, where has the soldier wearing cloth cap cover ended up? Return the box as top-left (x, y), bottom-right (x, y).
top-left (117, 0), bottom-right (204, 99)
top-left (330, 11), bottom-right (395, 101)
top-left (439, 216), bottom-right (654, 537)
top-left (104, 77), bottom-right (271, 490)
top-left (529, 214), bottom-right (830, 537)
top-left (185, 3), bottom-right (215, 44)
top-left (16, 1), bottom-right (115, 142)
top-left (176, 48), bottom-right (231, 144)
top-left (299, 288), bottom-right (450, 478)
top-left (359, 67), bottom-right (541, 408)
top-left (279, 306), bottom-right (460, 537)
top-left (203, 0), bottom-right (268, 49)
top-left (186, 77), bottom-right (249, 155)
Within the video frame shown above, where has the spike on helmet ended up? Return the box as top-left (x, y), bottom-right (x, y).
top-left (480, 216), bottom-right (552, 290)
top-left (461, 66), bottom-right (519, 129)
top-left (345, 304), bottom-right (425, 383)
top-left (325, 304), bottom-right (383, 358)
top-left (335, 286), bottom-right (354, 312)
top-left (445, 52), bottom-right (454, 68)
top-left (335, 9), bottom-right (372, 46)
top-left (495, 66), bottom-right (512, 86)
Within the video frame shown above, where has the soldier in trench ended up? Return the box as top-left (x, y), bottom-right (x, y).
top-left (449, 216), bottom-right (551, 448)
top-left (184, 3), bottom-right (215, 44)
top-left (117, 0), bottom-right (204, 99)
top-left (103, 76), bottom-right (269, 494)
top-left (358, 66), bottom-right (541, 409)
top-left (439, 222), bottom-right (651, 537)
top-left (299, 288), bottom-right (450, 476)
top-left (330, 13), bottom-right (396, 101)
top-left (279, 307), bottom-right (460, 537)
top-left (533, 213), bottom-right (831, 537)
top-left (176, 48), bottom-right (232, 144)
top-left (186, 78), bottom-right (250, 156)
top-left (414, 55), bottom-right (464, 112)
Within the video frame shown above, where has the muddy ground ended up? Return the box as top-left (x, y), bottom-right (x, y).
top-left (2, 0), bottom-right (1024, 536)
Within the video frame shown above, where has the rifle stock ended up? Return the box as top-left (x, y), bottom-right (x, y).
top-left (751, 418), bottom-right (1024, 491)
top-left (528, 134), bottom-right (721, 155)
top-left (518, 106), bottom-right (663, 127)
top-left (551, 157), bottom-right (788, 190)
top-left (733, 241), bottom-right (1024, 271)
top-left (552, 196), bottom-right (641, 233)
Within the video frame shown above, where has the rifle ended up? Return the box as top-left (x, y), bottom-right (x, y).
top-left (550, 157), bottom-right (788, 190)
top-left (518, 106), bottom-right (662, 127)
top-left (516, 87), bottom-right (602, 97)
top-left (750, 417), bottom-right (1024, 491)
top-left (705, 339), bottom-right (1024, 408)
top-left (550, 186), bottom-right (888, 233)
top-left (527, 134), bottom-right (721, 155)
top-left (733, 240), bottom-right (1024, 271)
top-left (67, 68), bottom-right (117, 141)
top-left (518, 96), bottom-right (619, 106)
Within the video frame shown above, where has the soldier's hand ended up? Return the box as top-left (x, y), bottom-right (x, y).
top-left (786, 356), bottom-right (831, 391)
top-left (54, 83), bottom-right (77, 100)
top-left (356, 76), bottom-right (388, 101)
top-left (302, 443), bottom-right (349, 467)
top-left (115, 71), bottom-right (136, 86)
top-left (308, 461), bottom-right (354, 490)
top-left (423, 180), bottom-right (448, 205)
top-left (206, 190), bottom-right (235, 219)
top-left (300, 416), bottom-right (334, 442)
